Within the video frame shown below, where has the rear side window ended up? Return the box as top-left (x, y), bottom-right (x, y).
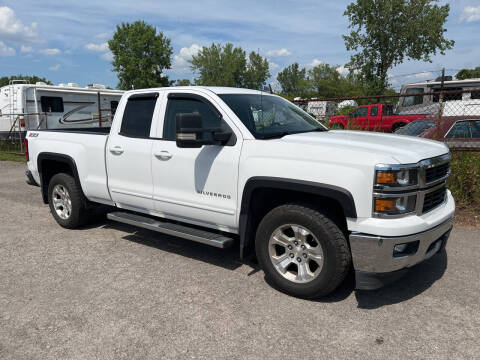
top-left (434, 87), bottom-right (463, 103)
top-left (40, 96), bottom-right (64, 113)
top-left (163, 97), bottom-right (223, 141)
top-left (471, 91), bottom-right (480, 100)
top-left (119, 94), bottom-right (158, 138)
top-left (445, 121), bottom-right (470, 139)
top-left (370, 106), bottom-right (378, 116)
top-left (470, 120), bottom-right (480, 138)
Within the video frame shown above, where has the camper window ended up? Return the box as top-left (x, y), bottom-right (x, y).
top-left (471, 91), bottom-right (480, 100)
top-left (433, 87), bottom-right (462, 102)
top-left (402, 88), bottom-right (423, 107)
top-left (111, 101), bottom-right (119, 115)
top-left (40, 96), bottom-right (64, 113)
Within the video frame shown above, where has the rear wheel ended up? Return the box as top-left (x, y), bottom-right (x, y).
top-left (48, 173), bottom-right (90, 228)
top-left (255, 203), bottom-right (351, 299)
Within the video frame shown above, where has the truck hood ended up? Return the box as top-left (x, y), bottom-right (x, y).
top-left (281, 130), bottom-right (449, 164)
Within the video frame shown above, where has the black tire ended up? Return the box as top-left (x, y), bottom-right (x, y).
top-left (392, 122), bottom-right (406, 133)
top-left (47, 173), bottom-right (90, 228)
top-left (255, 203), bottom-right (351, 299)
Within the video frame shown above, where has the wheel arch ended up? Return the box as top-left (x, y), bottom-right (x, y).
top-left (239, 177), bottom-right (357, 260)
top-left (37, 152), bottom-right (83, 204)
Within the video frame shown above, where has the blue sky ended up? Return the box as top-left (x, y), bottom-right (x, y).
top-left (1, 0), bottom-right (479, 90)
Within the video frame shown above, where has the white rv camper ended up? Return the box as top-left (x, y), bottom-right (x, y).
top-left (0, 81), bottom-right (124, 139)
top-left (396, 77), bottom-right (480, 116)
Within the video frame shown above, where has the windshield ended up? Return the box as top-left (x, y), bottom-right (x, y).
top-left (219, 94), bottom-right (327, 139)
top-left (395, 121), bottom-right (435, 136)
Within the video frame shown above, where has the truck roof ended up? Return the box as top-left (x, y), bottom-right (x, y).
top-left (124, 86), bottom-right (273, 96)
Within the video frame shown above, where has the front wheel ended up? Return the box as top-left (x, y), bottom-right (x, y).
top-left (255, 203), bottom-right (351, 299)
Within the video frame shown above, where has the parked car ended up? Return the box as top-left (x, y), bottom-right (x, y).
top-left (395, 117), bottom-right (480, 149)
top-left (329, 104), bottom-right (427, 132)
top-left (24, 86), bottom-right (454, 298)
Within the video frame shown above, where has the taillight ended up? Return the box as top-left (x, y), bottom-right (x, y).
top-left (24, 138), bottom-right (29, 161)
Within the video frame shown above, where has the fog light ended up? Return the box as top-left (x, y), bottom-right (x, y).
top-left (394, 244), bottom-right (408, 253)
top-left (393, 241), bottom-right (419, 257)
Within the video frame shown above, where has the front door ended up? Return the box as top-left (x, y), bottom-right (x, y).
top-left (151, 91), bottom-right (242, 232)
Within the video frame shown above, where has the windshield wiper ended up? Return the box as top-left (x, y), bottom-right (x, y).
top-left (259, 128), bottom-right (326, 139)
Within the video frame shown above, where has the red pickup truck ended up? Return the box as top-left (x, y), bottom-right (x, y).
top-left (329, 104), bottom-right (427, 132)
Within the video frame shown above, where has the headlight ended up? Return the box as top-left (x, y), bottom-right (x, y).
top-left (374, 195), bottom-right (417, 216)
top-left (375, 166), bottom-right (418, 187)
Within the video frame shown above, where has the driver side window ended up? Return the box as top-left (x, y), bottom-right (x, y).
top-left (163, 97), bottom-right (225, 141)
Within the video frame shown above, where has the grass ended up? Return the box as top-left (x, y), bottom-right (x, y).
top-left (0, 151), bottom-right (26, 162)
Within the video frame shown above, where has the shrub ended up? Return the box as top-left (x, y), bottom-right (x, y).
top-left (448, 151), bottom-right (480, 211)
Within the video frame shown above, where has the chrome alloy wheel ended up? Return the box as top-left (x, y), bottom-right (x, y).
top-left (52, 184), bottom-right (72, 219)
top-left (268, 224), bottom-right (324, 283)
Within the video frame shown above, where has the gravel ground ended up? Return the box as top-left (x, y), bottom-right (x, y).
top-left (0, 161), bottom-right (479, 360)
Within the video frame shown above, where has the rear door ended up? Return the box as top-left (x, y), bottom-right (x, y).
top-left (150, 90), bottom-right (242, 232)
top-left (106, 92), bottom-right (162, 211)
top-left (367, 105), bottom-right (381, 131)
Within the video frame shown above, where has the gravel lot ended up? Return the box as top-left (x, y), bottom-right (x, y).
top-left (0, 161), bottom-right (479, 360)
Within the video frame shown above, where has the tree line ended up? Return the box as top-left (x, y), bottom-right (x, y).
top-left (6, 1), bottom-right (474, 100)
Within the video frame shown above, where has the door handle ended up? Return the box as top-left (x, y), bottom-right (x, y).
top-left (109, 145), bottom-right (124, 154)
top-left (154, 150), bottom-right (172, 160)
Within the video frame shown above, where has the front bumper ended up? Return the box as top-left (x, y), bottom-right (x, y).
top-left (350, 217), bottom-right (453, 290)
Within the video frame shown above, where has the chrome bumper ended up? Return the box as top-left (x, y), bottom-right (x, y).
top-left (349, 217), bottom-right (453, 274)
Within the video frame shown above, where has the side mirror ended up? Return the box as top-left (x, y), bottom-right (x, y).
top-left (176, 113), bottom-right (203, 148)
top-left (176, 113), bottom-right (233, 148)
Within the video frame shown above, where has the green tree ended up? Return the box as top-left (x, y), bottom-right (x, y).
top-left (244, 51), bottom-right (270, 90)
top-left (0, 75), bottom-right (51, 87)
top-left (457, 67), bottom-right (480, 80)
top-left (108, 20), bottom-right (173, 90)
top-left (174, 79), bottom-right (192, 86)
top-left (343, 0), bottom-right (454, 94)
top-left (191, 43), bottom-right (246, 87)
top-left (277, 63), bottom-right (309, 96)
top-left (190, 43), bottom-right (270, 89)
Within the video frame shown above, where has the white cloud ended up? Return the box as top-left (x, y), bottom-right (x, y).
top-left (20, 45), bottom-right (33, 53)
top-left (172, 44), bottom-right (201, 73)
top-left (0, 40), bottom-right (15, 56)
top-left (85, 42), bottom-right (109, 52)
top-left (268, 61), bottom-right (279, 70)
top-left (49, 64), bottom-right (60, 71)
top-left (266, 48), bottom-right (291, 57)
top-left (461, 6), bottom-right (480, 22)
top-left (39, 48), bottom-right (61, 56)
top-left (309, 58), bottom-right (323, 68)
top-left (0, 7), bottom-right (38, 43)
top-left (101, 51), bottom-right (113, 61)
top-left (95, 32), bottom-right (110, 39)
top-left (336, 65), bottom-right (349, 76)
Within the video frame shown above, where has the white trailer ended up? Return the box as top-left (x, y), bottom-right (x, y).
top-left (0, 81), bottom-right (124, 140)
top-left (306, 101), bottom-right (337, 119)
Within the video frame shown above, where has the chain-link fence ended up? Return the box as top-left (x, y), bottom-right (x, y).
top-left (293, 88), bottom-right (480, 151)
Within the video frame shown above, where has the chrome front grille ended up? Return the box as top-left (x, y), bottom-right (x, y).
top-left (422, 186), bottom-right (447, 213)
top-left (425, 163), bottom-right (450, 184)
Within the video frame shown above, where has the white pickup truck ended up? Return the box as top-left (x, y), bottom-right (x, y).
top-left (24, 86), bottom-right (455, 298)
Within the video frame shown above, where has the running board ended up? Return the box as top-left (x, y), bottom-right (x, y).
top-left (107, 212), bottom-right (234, 249)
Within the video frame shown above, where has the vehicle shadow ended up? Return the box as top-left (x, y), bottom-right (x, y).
top-left (100, 221), bottom-right (244, 271)
top-left (353, 250), bottom-right (448, 309)
top-left (83, 219), bottom-right (447, 307)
